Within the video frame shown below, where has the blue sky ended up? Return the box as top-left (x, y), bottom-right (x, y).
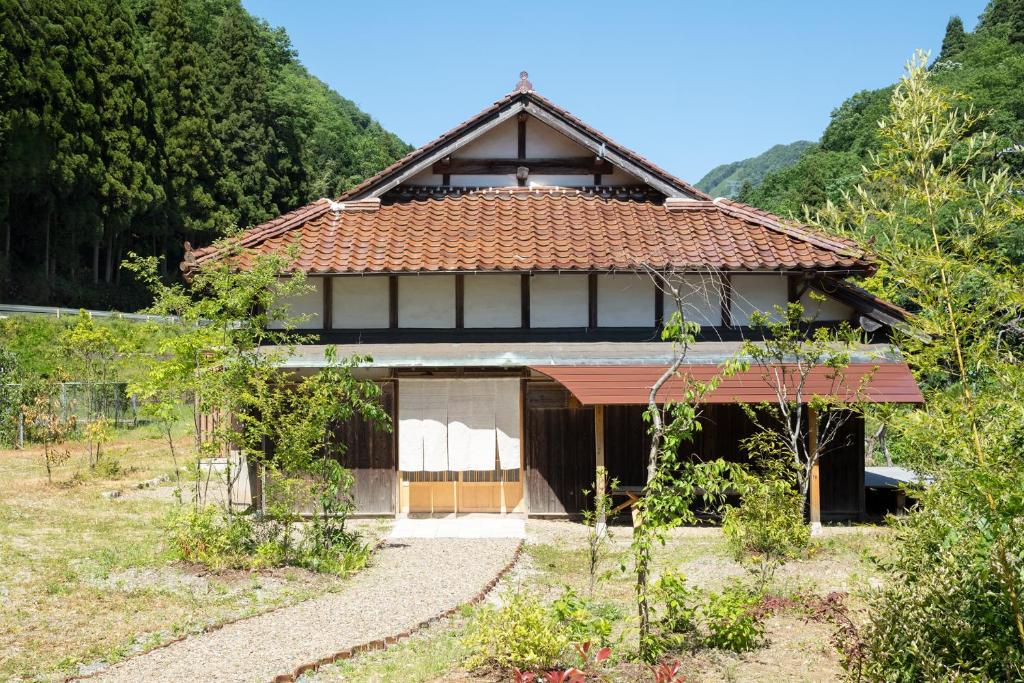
top-left (241, 0), bottom-right (987, 183)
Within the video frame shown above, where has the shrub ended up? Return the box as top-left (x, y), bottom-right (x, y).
top-left (165, 505), bottom-right (254, 569)
top-left (722, 477), bottom-right (810, 587)
top-left (701, 584), bottom-right (765, 652)
top-left (654, 572), bottom-right (697, 637)
top-left (549, 587), bottom-right (619, 647)
top-left (463, 592), bottom-right (569, 671)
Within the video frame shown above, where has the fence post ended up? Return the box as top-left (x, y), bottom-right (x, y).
top-left (17, 412), bottom-right (24, 449)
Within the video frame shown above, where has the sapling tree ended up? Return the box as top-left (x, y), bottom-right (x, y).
top-left (60, 311), bottom-right (127, 468)
top-left (632, 269), bottom-right (747, 660)
top-left (124, 236), bottom-right (311, 512)
top-left (581, 466), bottom-right (618, 596)
top-left (256, 347), bottom-right (390, 561)
top-left (21, 373), bottom-right (76, 482)
top-left (734, 300), bottom-right (870, 509)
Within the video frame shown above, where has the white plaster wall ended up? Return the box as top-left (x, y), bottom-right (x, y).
top-left (530, 274), bottom-right (588, 327)
top-left (597, 273), bottom-right (654, 327)
top-left (268, 277), bottom-right (323, 329)
top-left (464, 274), bottom-right (521, 328)
top-left (666, 273), bottom-right (723, 327)
top-left (332, 276), bottom-right (389, 329)
top-left (800, 288), bottom-right (854, 322)
top-left (455, 118), bottom-right (517, 158)
top-left (731, 274), bottom-right (789, 325)
top-left (525, 118), bottom-right (587, 157)
top-left (398, 275), bottom-right (456, 328)
top-left (400, 114), bottom-right (641, 189)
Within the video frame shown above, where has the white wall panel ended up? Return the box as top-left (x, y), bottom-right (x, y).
top-left (398, 275), bottom-right (455, 328)
top-left (331, 276), bottom-right (389, 329)
top-left (731, 274), bottom-right (789, 325)
top-left (666, 273), bottom-right (723, 327)
top-left (530, 274), bottom-right (588, 327)
top-left (455, 118), bottom-right (517, 158)
top-left (597, 274), bottom-right (654, 327)
top-left (800, 289), bottom-right (854, 322)
top-left (464, 274), bottom-right (521, 328)
top-left (268, 277), bottom-right (323, 329)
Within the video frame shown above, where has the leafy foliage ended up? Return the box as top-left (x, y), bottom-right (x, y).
top-left (695, 141), bottom-right (814, 198)
top-left (722, 475), bottom-right (810, 588)
top-left (0, 0), bottom-right (410, 308)
top-left (464, 592), bottom-right (570, 672)
top-left (651, 573), bottom-right (766, 654)
top-left (816, 52), bottom-right (1024, 679)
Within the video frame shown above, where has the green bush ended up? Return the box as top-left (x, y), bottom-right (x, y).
top-left (853, 473), bottom-right (1024, 681)
top-left (653, 573), bottom-right (765, 654)
top-left (165, 505), bottom-right (254, 569)
top-left (702, 584), bottom-right (765, 652)
top-left (722, 477), bottom-right (810, 586)
top-left (654, 572), bottom-right (698, 636)
top-left (463, 591), bottom-right (569, 671)
top-left (164, 503), bottom-right (371, 575)
top-left (549, 587), bottom-right (619, 646)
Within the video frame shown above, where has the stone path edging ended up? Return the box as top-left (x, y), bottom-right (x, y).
top-left (65, 537), bottom-right (390, 683)
top-left (270, 540), bottom-right (523, 683)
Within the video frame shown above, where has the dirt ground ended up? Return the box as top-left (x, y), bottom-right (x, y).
top-left (317, 519), bottom-right (890, 682)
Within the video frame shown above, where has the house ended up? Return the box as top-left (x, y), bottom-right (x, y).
top-left (185, 72), bottom-right (922, 522)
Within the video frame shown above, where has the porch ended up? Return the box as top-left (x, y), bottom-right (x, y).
top-left (255, 342), bottom-right (921, 522)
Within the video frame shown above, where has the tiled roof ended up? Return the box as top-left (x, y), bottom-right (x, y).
top-left (189, 188), bottom-right (871, 274)
top-left (336, 89), bottom-right (711, 202)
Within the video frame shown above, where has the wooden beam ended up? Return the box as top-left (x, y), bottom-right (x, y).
top-left (517, 113), bottom-right (527, 160)
top-left (430, 157), bottom-right (614, 176)
top-left (654, 280), bottom-right (664, 330)
top-left (588, 273), bottom-right (598, 329)
top-left (323, 276), bottom-right (333, 330)
top-left (521, 274), bottom-right (531, 329)
top-left (720, 274), bottom-right (732, 326)
top-left (594, 404), bottom-right (606, 531)
top-left (455, 274), bottom-right (465, 329)
top-left (808, 405), bottom-right (821, 532)
top-left (388, 275), bottom-right (398, 329)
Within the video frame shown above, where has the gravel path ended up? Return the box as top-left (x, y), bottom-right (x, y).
top-left (87, 538), bottom-right (519, 683)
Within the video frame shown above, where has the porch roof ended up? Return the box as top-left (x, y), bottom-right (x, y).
top-left (274, 342), bottom-right (922, 405)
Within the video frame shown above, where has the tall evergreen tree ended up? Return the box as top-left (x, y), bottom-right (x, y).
top-left (939, 16), bottom-right (969, 60)
top-left (88, 0), bottom-right (162, 282)
top-left (148, 0), bottom-right (234, 240)
top-left (210, 4), bottom-right (305, 228)
top-left (981, 0), bottom-right (1024, 44)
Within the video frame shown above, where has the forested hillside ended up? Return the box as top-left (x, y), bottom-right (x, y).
top-left (695, 140), bottom-right (813, 198)
top-left (0, 0), bottom-right (410, 310)
top-left (739, 0), bottom-right (1024, 236)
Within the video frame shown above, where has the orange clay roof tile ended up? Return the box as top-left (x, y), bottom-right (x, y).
top-left (189, 189), bottom-right (871, 275)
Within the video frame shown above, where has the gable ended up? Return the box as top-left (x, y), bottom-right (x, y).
top-left (338, 84), bottom-right (709, 202)
top-left (406, 114), bottom-right (643, 188)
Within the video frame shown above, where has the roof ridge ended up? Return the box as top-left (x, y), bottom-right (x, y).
top-left (712, 198), bottom-right (863, 257)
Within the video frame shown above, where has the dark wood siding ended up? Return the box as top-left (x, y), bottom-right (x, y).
top-left (599, 402), bottom-right (865, 521)
top-left (525, 382), bottom-right (595, 515)
top-left (332, 381), bottom-right (396, 515)
top-left (604, 405), bottom-right (650, 487)
top-left (819, 412), bottom-right (865, 520)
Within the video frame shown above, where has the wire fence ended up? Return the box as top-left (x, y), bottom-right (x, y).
top-left (1, 381), bottom-right (139, 448)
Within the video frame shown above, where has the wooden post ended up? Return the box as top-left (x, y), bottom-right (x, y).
top-left (808, 405), bottom-right (822, 534)
top-left (594, 404), bottom-right (607, 534)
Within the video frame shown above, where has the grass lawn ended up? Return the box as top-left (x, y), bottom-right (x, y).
top-left (0, 424), bottom-right (350, 682)
top-left (311, 519), bottom-right (892, 683)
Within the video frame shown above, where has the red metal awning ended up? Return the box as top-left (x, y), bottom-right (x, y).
top-left (528, 363), bottom-right (923, 405)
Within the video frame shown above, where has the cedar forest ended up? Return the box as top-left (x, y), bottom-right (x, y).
top-left (0, 0), bottom-right (409, 310)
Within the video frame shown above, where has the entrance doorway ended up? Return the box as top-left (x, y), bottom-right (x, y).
top-left (397, 377), bottom-right (524, 514)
